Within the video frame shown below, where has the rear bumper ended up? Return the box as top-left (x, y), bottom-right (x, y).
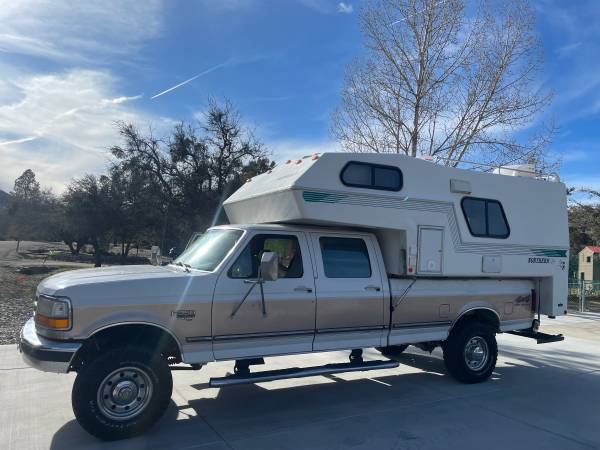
top-left (18, 318), bottom-right (82, 373)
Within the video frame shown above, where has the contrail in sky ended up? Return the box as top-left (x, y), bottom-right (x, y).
top-left (151, 62), bottom-right (229, 99)
top-left (0, 136), bottom-right (38, 146)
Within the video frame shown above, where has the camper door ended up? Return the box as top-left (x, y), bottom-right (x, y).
top-left (418, 226), bottom-right (444, 275)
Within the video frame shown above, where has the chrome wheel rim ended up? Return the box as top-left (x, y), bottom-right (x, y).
top-left (463, 336), bottom-right (489, 371)
top-left (97, 366), bottom-right (153, 421)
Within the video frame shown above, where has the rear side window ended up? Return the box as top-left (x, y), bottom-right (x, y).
top-left (461, 197), bottom-right (509, 238)
top-left (319, 237), bottom-right (372, 278)
top-left (341, 162), bottom-right (402, 191)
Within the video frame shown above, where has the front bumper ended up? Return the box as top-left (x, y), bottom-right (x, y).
top-left (18, 318), bottom-right (82, 373)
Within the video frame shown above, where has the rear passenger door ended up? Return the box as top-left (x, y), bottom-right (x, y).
top-left (310, 233), bottom-right (386, 351)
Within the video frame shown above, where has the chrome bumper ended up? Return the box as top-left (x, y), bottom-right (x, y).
top-left (18, 318), bottom-right (82, 373)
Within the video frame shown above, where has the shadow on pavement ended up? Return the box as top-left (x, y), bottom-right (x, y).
top-left (47, 343), bottom-right (600, 449)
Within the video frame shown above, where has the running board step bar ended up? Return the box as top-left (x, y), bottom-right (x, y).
top-left (507, 330), bottom-right (564, 344)
top-left (209, 359), bottom-right (399, 387)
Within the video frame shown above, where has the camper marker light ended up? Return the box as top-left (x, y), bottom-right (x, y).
top-left (312, 153), bottom-right (319, 160)
top-left (296, 159), bottom-right (302, 164)
top-left (285, 160), bottom-right (292, 164)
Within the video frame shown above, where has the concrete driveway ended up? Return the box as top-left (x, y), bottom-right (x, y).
top-left (2, 314), bottom-right (600, 450)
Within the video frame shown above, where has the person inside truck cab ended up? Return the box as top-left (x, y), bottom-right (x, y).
top-left (229, 234), bottom-right (303, 279)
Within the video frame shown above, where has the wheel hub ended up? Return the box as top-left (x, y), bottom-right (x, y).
top-left (97, 366), bottom-right (153, 421)
top-left (112, 380), bottom-right (138, 405)
top-left (464, 336), bottom-right (489, 371)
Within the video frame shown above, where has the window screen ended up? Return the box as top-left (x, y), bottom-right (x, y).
top-left (341, 162), bottom-right (402, 191)
top-left (229, 234), bottom-right (303, 279)
top-left (461, 197), bottom-right (509, 239)
top-left (319, 237), bottom-right (372, 278)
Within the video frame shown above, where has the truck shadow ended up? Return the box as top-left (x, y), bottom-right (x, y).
top-left (49, 345), bottom-right (600, 449)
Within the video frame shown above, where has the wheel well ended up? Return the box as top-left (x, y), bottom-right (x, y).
top-left (70, 324), bottom-right (182, 372)
top-left (452, 308), bottom-right (500, 333)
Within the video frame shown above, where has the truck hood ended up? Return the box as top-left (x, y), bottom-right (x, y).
top-left (38, 264), bottom-right (189, 296)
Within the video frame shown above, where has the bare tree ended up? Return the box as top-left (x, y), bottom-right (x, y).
top-left (331, 0), bottom-right (552, 167)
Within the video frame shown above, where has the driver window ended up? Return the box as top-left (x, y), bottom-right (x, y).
top-left (229, 234), bottom-right (303, 279)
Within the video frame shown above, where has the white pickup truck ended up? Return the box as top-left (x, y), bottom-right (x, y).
top-left (19, 153), bottom-right (567, 440)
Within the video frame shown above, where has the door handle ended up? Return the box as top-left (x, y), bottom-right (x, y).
top-left (294, 286), bottom-right (313, 293)
top-left (364, 285), bottom-right (381, 292)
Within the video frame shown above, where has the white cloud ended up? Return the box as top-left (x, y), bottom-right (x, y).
top-left (562, 175), bottom-right (600, 205)
top-left (0, 0), bottom-right (170, 193)
top-left (0, 0), bottom-right (162, 62)
top-left (0, 70), bottom-right (173, 193)
top-left (337, 2), bottom-right (354, 14)
top-left (300, 0), bottom-right (353, 15)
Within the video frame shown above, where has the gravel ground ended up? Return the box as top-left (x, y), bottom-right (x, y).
top-left (0, 240), bottom-right (153, 345)
top-left (0, 266), bottom-right (68, 344)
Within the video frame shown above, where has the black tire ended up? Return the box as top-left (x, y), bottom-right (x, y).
top-left (376, 344), bottom-right (409, 357)
top-left (443, 321), bottom-right (497, 384)
top-left (72, 346), bottom-right (173, 440)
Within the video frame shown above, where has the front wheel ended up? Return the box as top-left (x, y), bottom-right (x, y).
top-left (443, 322), bottom-right (497, 384)
top-left (72, 346), bottom-right (173, 440)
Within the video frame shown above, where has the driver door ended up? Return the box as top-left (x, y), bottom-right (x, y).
top-left (212, 231), bottom-right (316, 360)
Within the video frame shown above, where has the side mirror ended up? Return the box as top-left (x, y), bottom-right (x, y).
top-left (260, 251), bottom-right (279, 282)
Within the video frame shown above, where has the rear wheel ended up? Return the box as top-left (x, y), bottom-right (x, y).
top-left (443, 322), bottom-right (497, 383)
top-left (72, 346), bottom-right (173, 440)
top-left (376, 344), bottom-right (409, 357)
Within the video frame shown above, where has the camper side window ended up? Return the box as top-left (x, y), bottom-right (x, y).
top-left (341, 162), bottom-right (402, 191)
top-left (461, 197), bottom-right (510, 239)
top-left (319, 237), bottom-right (372, 278)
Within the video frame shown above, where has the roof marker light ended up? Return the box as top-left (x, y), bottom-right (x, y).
top-left (312, 153), bottom-right (319, 160)
top-left (285, 160), bottom-right (292, 164)
top-left (296, 159), bottom-right (302, 164)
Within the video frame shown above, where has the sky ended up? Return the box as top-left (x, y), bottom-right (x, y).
top-left (0, 0), bottom-right (599, 198)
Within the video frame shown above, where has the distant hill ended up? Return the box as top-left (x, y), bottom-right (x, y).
top-left (0, 190), bottom-right (10, 208)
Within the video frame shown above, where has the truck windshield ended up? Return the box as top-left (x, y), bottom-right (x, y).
top-left (174, 228), bottom-right (243, 271)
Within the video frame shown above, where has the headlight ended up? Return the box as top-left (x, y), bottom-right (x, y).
top-left (34, 295), bottom-right (71, 330)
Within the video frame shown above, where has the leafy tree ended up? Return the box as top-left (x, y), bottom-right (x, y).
top-left (7, 170), bottom-right (48, 250)
top-left (13, 169), bottom-right (41, 200)
top-left (3, 99), bottom-right (272, 262)
top-left (110, 98), bottom-right (272, 253)
top-left (63, 175), bottom-right (115, 267)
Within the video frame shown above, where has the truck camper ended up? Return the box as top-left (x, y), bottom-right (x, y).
top-left (19, 152), bottom-right (568, 440)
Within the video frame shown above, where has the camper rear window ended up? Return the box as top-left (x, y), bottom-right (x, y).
top-left (461, 197), bottom-right (510, 239)
top-left (341, 162), bottom-right (402, 191)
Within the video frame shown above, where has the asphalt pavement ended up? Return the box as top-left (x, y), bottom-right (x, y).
top-left (1, 313), bottom-right (600, 450)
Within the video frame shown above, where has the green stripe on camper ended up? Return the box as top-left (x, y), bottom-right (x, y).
top-left (529, 249), bottom-right (567, 258)
top-left (302, 189), bottom-right (568, 258)
top-left (302, 191), bottom-right (347, 203)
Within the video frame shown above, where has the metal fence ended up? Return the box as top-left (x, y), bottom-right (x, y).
top-left (568, 280), bottom-right (600, 313)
